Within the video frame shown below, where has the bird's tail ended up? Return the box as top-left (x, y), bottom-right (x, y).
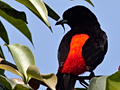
top-left (56, 72), bottom-right (78, 90)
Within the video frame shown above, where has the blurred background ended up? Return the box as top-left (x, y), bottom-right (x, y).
top-left (1, 0), bottom-right (120, 89)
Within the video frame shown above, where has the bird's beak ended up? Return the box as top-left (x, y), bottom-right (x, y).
top-left (55, 19), bottom-right (67, 25)
top-left (55, 19), bottom-right (67, 31)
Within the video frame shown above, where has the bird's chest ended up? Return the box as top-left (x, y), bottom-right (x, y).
top-left (61, 34), bottom-right (89, 75)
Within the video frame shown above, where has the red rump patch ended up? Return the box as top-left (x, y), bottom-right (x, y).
top-left (61, 34), bottom-right (89, 75)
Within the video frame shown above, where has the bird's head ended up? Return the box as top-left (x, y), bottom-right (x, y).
top-left (56, 6), bottom-right (99, 29)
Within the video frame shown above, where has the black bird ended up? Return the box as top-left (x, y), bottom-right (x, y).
top-left (55, 5), bottom-right (108, 90)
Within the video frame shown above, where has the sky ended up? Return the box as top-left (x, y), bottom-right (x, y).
top-left (1, 0), bottom-right (120, 90)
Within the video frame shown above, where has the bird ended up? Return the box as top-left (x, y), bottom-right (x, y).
top-left (55, 5), bottom-right (108, 90)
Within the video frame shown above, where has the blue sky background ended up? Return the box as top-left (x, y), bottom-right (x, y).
top-left (1, 0), bottom-right (120, 89)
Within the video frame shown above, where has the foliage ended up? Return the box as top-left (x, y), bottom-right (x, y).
top-left (0, 0), bottom-right (119, 90)
top-left (0, 43), bottom-right (57, 90)
top-left (84, 0), bottom-right (94, 7)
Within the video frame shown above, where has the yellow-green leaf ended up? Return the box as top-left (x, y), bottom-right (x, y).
top-left (27, 65), bottom-right (57, 90)
top-left (0, 64), bottom-right (22, 77)
top-left (6, 43), bottom-right (35, 83)
top-left (106, 71), bottom-right (120, 90)
top-left (16, 0), bottom-right (52, 32)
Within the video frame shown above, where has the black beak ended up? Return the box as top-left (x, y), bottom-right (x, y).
top-left (55, 19), bottom-right (67, 31)
top-left (55, 19), bottom-right (67, 25)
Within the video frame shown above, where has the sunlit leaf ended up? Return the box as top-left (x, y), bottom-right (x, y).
top-left (11, 78), bottom-right (24, 84)
top-left (96, 76), bottom-right (107, 90)
top-left (0, 21), bottom-right (9, 44)
top-left (0, 64), bottom-right (22, 77)
top-left (6, 43), bottom-right (35, 83)
top-left (11, 78), bottom-right (33, 90)
top-left (27, 65), bottom-right (57, 90)
top-left (14, 84), bottom-right (33, 90)
top-left (106, 71), bottom-right (120, 90)
top-left (0, 1), bottom-right (33, 45)
top-left (84, 0), bottom-right (94, 7)
top-left (88, 77), bottom-right (99, 90)
top-left (16, 0), bottom-right (52, 32)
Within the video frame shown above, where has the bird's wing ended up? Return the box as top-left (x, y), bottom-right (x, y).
top-left (58, 31), bottom-right (72, 67)
top-left (82, 30), bottom-right (108, 71)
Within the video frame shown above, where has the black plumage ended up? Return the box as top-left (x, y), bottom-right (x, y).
top-left (55, 5), bottom-right (107, 90)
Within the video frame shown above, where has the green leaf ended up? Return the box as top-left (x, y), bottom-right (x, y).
top-left (0, 1), bottom-right (27, 23)
top-left (16, 0), bottom-right (52, 32)
top-left (0, 1), bottom-right (33, 45)
top-left (0, 46), bottom-right (5, 75)
top-left (6, 43), bottom-right (35, 83)
top-left (0, 68), bottom-right (4, 75)
top-left (88, 77), bottom-right (100, 90)
top-left (0, 64), bottom-right (22, 77)
top-left (0, 75), bottom-right (32, 90)
top-left (96, 76), bottom-right (107, 90)
top-left (14, 84), bottom-right (33, 90)
top-left (84, 0), bottom-right (94, 7)
top-left (106, 71), bottom-right (120, 90)
top-left (0, 75), bottom-right (15, 90)
top-left (88, 76), bottom-right (108, 90)
top-left (11, 78), bottom-right (33, 90)
top-left (44, 3), bottom-right (60, 21)
top-left (27, 65), bottom-right (57, 90)
top-left (0, 46), bottom-right (5, 59)
top-left (0, 82), bottom-right (7, 90)
top-left (0, 21), bottom-right (9, 44)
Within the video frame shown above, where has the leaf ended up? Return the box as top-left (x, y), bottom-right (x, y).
top-left (44, 3), bottom-right (60, 21)
top-left (96, 76), bottom-right (108, 90)
top-left (88, 77), bottom-right (99, 90)
top-left (0, 1), bottom-right (28, 23)
top-left (0, 75), bottom-right (15, 90)
top-left (106, 71), bottom-right (120, 90)
top-left (0, 64), bottom-right (22, 77)
top-left (11, 78), bottom-right (33, 90)
top-left (0, 68), bottom-right (4, 75)
top-left (0, 82), bottom-right (7, 90)
top-left (0, 47), bottom-right (5, 75)
top-left (27, 65), bottom-right (57, 90)
top-left (0, 75), bottom-right (32, 90)
top-left (14, 84), bottom-right (33, 90)
top-left (0, 1), bottom-right (33, 45)
top-left (6, 43), bottom-right (35, 83)
top-left (16, 0), bottom-right (52, 32)
top-left (84, 0), bottom-right (94, 7)
top-left (0, 21), bottom-right (9, 44)
top-left (0, 46), bottom-right (5, 59)
top-left (11, 78), bottom-right (24, 84)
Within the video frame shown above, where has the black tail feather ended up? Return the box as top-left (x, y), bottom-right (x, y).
top-left (56, 72), bottom-right (77, 90)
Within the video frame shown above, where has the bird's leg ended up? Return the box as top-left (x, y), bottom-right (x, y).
top-left (89, 71), bottom-right (95, 79)
top-left (78, 76), bottom-right (89, 88)
top-left (79, 78), bottom-right (88, 88)
top-left (78, 71), bottom-right (95, 88)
